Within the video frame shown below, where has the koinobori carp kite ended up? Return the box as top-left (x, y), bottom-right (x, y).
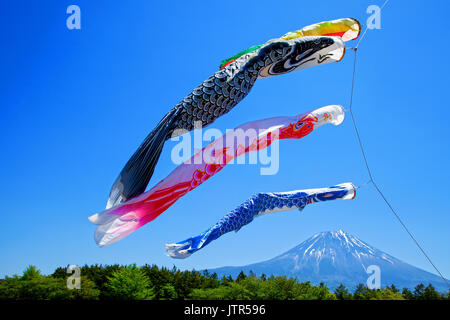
top-left (90, 105), bottom-right (346, 247)
top-left (166, 182), bottom-right (356, 258)
top-left (106, 18), bottom-right (360, 209)
top-left (220, 17), bottom-right (361, 69)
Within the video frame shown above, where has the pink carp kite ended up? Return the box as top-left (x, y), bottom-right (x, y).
top-left (89, 105), bottom-right (345, 247)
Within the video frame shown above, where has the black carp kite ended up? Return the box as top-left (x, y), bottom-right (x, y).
top-left (106, 18), bottom-right (360, 209)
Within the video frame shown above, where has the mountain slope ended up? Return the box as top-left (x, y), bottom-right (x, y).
top-left (208, 230), bottom-right (448, 291)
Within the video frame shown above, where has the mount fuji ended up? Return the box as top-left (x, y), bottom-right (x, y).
top-left (207, 230), bottom-right (449, 292)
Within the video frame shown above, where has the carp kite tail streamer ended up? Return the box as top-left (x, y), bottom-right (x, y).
top-left (166, 183), bottom-right (356, 259)
top-left (90, 105), bottom-right (345, 247)
top-left (106, 18), bottom-right (361, 210)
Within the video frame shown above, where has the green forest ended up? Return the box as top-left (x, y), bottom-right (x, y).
top-left (0, 264), bottom-right (448, 300)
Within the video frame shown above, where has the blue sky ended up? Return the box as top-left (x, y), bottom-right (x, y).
top-left (0, 0), bottom-right (449, 281)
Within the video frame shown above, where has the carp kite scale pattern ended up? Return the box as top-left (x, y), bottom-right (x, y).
top-left (166, 183), bottom-right (356, 258)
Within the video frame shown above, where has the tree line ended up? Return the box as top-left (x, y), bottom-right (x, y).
top-left (0, 264), bottom-right (448, 300)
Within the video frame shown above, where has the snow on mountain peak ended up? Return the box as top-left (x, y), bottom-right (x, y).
top-left (287, 230), bottom-right (382, 264)
top-left (207, 230), bottom-right (449, 292)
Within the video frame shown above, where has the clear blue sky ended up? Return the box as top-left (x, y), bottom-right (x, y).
top-left (0, 0), bottom-right (449, 280)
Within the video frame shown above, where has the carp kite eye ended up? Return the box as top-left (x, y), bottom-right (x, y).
top-left (295, 122), bottom-right (304, 129)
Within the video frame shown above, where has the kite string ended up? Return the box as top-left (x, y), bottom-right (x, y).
top-left (355, 179), bottom-right (371, 190)
top-left (348, 3), bottom-right (449, 288)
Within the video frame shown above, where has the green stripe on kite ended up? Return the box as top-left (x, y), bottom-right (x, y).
top-left (219, 44), bottom-right (263, 69)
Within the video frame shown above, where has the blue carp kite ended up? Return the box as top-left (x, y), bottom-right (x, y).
top-left (166, 182), bottom-right (356, 258)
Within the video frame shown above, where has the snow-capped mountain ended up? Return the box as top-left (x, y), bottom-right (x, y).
top-left (207, 230), bottom-right (449, 291)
